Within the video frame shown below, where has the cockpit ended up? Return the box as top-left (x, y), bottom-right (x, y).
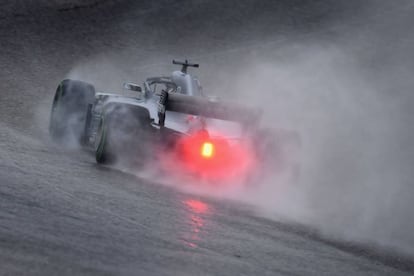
top-left (143, 60), bottom-right (203, 98)
top-left (144, 77), bottom-right (177, 96)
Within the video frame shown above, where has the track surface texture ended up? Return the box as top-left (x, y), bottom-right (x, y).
top-left (1, 0), bottom-right (414, 275)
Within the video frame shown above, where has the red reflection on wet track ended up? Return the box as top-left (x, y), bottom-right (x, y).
top-left (184, 199), bottom-right (209, 214)
top-left (182, 199), bottom-right (210, 248)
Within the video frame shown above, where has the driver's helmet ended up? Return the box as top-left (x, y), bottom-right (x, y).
top-left (160, 83), bottom-right (177, 96)
top-left (165, 83), bottom-right (176, 93)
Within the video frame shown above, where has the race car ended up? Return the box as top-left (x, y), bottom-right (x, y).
top-left (49, 60), bottom-right (300, 183)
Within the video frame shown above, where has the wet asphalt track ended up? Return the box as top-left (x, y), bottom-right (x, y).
top-left (1, 0), bottom-right (414, 275)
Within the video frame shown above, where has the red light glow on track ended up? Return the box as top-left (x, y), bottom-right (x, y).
top-left (181, 199), bottom-right (210, 248)
top-left (184, 199), bottom-right (209, 214)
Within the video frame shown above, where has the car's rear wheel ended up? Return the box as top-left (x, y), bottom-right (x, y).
top-left (49, 79), bottom-right (95, 145)
top-left (251, 128), bottom-right (301, 183)
top-left (95, 103), bottom-right (153, 165)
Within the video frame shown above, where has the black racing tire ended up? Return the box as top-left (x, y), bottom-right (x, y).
top-left (251, 128), bottom-right (301, 181)
top-left (95, 103), bottom-right (153, 165)
top-left (49, 79), bottom-right (95, 144)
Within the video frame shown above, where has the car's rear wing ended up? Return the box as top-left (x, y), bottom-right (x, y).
top-left (158, 91), bottom-right (261, 127)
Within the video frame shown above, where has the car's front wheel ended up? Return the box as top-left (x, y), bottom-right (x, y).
top-left (49, 79), bottom-right (95, 145)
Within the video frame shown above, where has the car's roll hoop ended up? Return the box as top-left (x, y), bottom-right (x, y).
top-left (172, 59), bottom-right (199, 74)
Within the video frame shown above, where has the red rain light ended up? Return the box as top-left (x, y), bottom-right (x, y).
top-left (201, 142), bottom-right (214, 158)
top-left (175, 130), bottom-right (256, 181)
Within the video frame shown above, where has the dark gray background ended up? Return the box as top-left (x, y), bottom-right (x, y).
top-left (1, 0), bottom-right (414, 275)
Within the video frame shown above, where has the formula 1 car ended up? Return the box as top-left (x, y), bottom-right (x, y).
top-left (49, 60), bottom-right (300, 182)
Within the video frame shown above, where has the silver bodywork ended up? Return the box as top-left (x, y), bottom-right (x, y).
top-left (83, 68), bottom-right (236, 148)
top-left (50, 61), bottom-right (299, 181)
